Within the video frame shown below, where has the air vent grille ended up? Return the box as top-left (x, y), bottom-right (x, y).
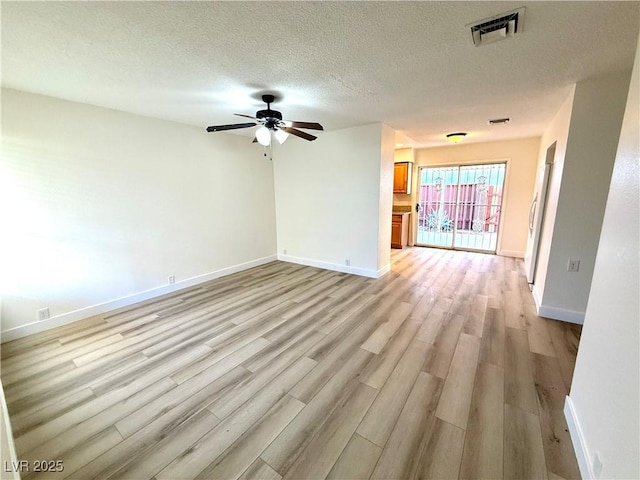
top-left (469, 8), bottom-right (525, 47)
top-left (488, 117), bottom-right (511, 125)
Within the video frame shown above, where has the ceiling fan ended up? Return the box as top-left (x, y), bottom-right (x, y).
top-left (206, 94), bottom-right (323, 146)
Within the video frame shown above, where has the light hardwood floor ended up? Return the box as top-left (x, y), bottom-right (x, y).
top-left (1, 247), bottom-right (582, 480)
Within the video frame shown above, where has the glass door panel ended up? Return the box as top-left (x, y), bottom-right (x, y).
top-left (416, 166), bottom-right (459, 248)
top-left (453, 164), bottom-right (505, 252)
top-left (416, 163), bottom-right (506, 253)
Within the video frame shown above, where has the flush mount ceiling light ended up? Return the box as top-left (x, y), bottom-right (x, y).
top-left (446, 132), bottom-right (467, 143)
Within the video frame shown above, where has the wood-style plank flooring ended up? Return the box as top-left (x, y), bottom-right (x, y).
top-left (0, 247), bottom-right (582, 480)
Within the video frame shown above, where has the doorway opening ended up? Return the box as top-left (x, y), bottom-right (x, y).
top-left (416, 162), bottom-right (506, 253)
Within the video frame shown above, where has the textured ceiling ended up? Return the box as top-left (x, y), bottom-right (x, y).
top-left (2, 1), bottom-right (638, 147)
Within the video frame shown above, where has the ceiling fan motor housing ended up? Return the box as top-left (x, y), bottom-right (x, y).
top-left (256, 108), bottom-right (283, 129)
top-left (256, 109), bottom-right (283, 121)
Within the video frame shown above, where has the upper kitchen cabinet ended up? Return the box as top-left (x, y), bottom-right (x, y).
top-left (393, 162), bottom-right (412, 194)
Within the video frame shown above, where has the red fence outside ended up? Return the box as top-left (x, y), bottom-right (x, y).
top-left (419, 183), bottom-right (502, 232)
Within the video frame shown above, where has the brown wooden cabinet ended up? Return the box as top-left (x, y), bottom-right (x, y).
top-left (393, 162), bottom-right (412, 194)
top-left (391, 213), bottom-right (410, 249)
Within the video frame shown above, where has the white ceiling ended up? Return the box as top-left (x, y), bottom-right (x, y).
top-left (2, 1), bottom-right (638, 147)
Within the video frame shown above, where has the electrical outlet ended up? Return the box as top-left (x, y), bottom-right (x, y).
top-left (283, 249), bottom-right (287, 255)
top-left (345, 259), bottom-right (351, 266)
top-left (567, 259), bottom-right (580, 272)
top-left (37, 308), bottom-right (50, 321)
top-left (593, 451), bottom-right (603, 479)
top-left (168, 275), bottom-right (175, 284)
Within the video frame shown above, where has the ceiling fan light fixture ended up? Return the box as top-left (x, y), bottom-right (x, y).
top-left (256, 126), bottom-right (271, 146)
top-left (446, 132), bottom-right (467, 143)
top-left (274, 129), bottom-right (289, 144)
top-left (206, 94), bottom-right (323, 146)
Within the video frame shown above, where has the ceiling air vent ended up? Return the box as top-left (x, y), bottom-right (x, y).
top-left (488, 117), bottom-right (510, 125)
top-left (469, 7), bottom-right (525, 47)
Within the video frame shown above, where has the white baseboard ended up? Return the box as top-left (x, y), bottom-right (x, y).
top-left (0, 255), bottom-right (277, 342)
top-left (537, 304), bottom-right (585, 325)
top-left (530, 286), bottom-right (585, 325)
top-left (532, 284), bottom-right (543, 308)
top-left (564, 395), bottom-right (593, 479)
top-left (530, 285), bottom-right (585, 325)
top-left (377, 263), bottom-right (391, 277)
top-left (277, 254), bottom-right (382, 279)
top-left (497, 249), bottom-right (525, 258)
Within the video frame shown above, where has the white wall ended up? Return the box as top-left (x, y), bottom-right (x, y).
top-left (394, 147), bottom-right (413, 164)
top-left (0, 383), bottom-right (19, 480)
top-left (0, 88), bottom-right (277, 339)
top-left (565, 36), bottom-right (639, 480)
top-left (273, 123), bottom-right (391, 277)
top-left (533, 72), bottom-right (631, 323)
top-left (413, 137), bottom-right (540, 257)
top-left (531, 87), bottom-right (575, 313)
top-left (377, 124), bottom-right (395, 274)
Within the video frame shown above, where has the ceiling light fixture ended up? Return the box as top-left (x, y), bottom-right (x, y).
top-left (255, 126), bottom-right (271, 146)
top-left (206, 94), bottom-right (323, 146)
top-left (274, 129), bottom-right (289, 144)
top-left (446, 132), bottom-right (467, 143)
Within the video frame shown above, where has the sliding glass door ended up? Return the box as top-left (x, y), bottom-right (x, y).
top-left (416, 163), bottom-right (506, 253)
top-left (415, 166), bottom-right (459, 249)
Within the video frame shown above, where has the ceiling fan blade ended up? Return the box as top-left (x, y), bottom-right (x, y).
top-left (286, 121), bottom-right (324, 131)
top-left (234, 113), bottom-right (259, 120)
top-left (283, 127), bottom-right (317, 141)
top-left (206, 122), bottom-right (256, 132)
